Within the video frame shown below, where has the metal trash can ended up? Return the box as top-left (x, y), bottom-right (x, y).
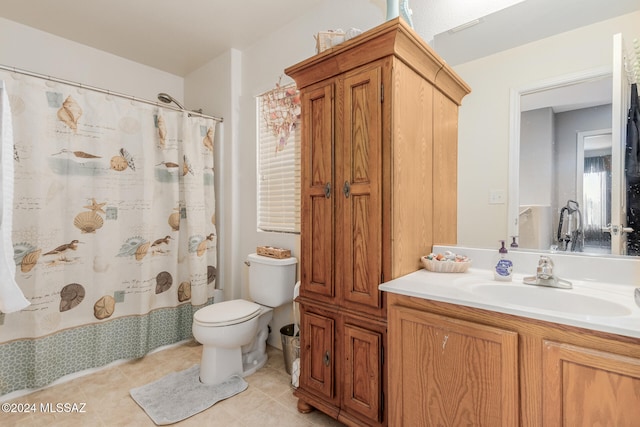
top-left (280, 323), bottom-right (300, 375)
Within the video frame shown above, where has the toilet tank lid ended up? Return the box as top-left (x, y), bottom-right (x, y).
top-left (247, 253), bottom-right (297, 266)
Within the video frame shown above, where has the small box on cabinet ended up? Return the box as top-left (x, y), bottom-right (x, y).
top-left (256, 246), bottom-right (291, 259)
top-left (315, 30), bottom-right (345, 53)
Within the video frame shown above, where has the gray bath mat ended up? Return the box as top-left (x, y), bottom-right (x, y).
top-left (130, 365), bottom-right (248, 425)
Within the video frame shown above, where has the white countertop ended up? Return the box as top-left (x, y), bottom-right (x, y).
top-left (379, 268), bottom-right (640, 339)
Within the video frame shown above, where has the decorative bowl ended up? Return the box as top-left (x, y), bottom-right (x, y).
top-left (421, 256), bottom-right (471, 273)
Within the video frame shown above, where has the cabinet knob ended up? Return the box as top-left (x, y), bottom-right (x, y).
top-left (324, 182), bottom-right (331, 199)
top-left (343, 181), bottom-right (351, 198)
top-left (323, 350), bottom-right (331, 366)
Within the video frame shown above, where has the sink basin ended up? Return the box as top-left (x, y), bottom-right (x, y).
top-left (471, 284), bottom-right (632, 317)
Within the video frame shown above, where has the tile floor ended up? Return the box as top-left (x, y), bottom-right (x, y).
top-left (3, 340), bottom-right (344, 427)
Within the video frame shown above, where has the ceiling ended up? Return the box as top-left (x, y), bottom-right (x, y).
top-left (431, 0), bottom-right (637, 114)
top-left (2, 0), bottom-right (636, 79)
top-left (0, 0), bottom-right (325, 76)
top-left (521, 77), bottom-right (613, 113)
top-left (432, 0), bottom-right (639, 66)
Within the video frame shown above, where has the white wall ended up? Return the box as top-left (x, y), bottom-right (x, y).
top-left (520, 107), bottom-right (554, 206)
top-left (0, 17), bottom-right (183, 103)
top-left (185, 50), bottom-right (242, 304)
top-left (236, 0), bottom-right (384, 347)
top-left (239, 0), bottom-right (384, 272)
top-left (454, 11), bottom-right (640, 249)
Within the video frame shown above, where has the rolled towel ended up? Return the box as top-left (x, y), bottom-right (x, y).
top-left (291, 357), bottom-right (300, 388)
top-left (0, 81), bottom-right (29, 313)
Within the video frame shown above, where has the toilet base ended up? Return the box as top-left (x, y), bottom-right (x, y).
top-left (242, 352), bottom-right (268, 377)
top-left (240, 306), bottom-right (272, 376)
top-left (196, 305), bottom-right (273, 385)
top-left (199, 346), bottom-right (243, 385)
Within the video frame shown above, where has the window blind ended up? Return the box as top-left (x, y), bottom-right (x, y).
top-left (256, 89), bottom-right (301, 233)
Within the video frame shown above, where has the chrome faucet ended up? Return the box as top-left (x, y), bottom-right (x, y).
top-left (523, 256), bottom-right (572, 289)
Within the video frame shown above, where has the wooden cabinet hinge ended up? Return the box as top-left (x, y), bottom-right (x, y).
top-left (380, 83), bottom-right (384, 103)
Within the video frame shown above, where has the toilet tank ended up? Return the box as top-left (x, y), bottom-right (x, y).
top-left (247, 253), bottom-right (297, 307)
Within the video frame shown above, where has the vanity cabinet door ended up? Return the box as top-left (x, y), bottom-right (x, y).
top-left (299, 306), bottom-right (337, 403)
top-left (388, 304), bottom-right (519, 427)
top-left (543, 340), bottom-right (640, 426)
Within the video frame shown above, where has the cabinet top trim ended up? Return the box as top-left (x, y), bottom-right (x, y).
top-left (284, 18), bottom-right (471, 105)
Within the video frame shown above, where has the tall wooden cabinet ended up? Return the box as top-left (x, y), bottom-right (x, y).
top-left (285, 18), bottom-right (470, 426)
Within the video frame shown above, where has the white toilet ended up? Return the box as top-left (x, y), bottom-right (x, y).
top-left (192, 253), bottom-right (297, 384)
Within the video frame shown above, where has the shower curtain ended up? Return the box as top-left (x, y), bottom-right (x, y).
top-left (0, 70), bottom-right (217, 396)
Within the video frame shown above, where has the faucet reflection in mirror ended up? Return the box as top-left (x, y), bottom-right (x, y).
top-left (556, 200), bottom-right (584, 252)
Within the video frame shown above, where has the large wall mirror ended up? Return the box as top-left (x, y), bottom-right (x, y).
top-left (508, 35), bottom-right (635, 256)
top-left (432, 0), bottom-right (639, 257)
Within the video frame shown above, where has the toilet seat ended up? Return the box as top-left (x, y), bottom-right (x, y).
top-left (194, 299), bottom-right (262, 327)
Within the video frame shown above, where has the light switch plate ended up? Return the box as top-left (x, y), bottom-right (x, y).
top-left (489, 189), bottom-right (506, 204)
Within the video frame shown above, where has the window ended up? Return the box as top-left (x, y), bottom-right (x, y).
top-left (582, 155), bottom-right (611, 248)
top-left (256, 83), bottom-right (301, 233)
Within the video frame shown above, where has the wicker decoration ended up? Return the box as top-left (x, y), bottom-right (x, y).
top-left (315, 30), bottom-right (345, 53)
top-left (256, 246), bottom-right (291, 259)
top-left (421, 256), bottom-right (471, 273)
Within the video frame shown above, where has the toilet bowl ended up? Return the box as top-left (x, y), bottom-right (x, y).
top-left (192, 253), bottom-right (297, 384)
top-left (193, 299), bottom-right (262, 384)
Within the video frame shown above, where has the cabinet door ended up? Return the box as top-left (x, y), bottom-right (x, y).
top-left (543, 340), bottom-right (640, 426)
top-left (388, 305), bottom-right (519, 427)
top-left (300, 307), bottom-right (336, 402)
top-left (300, 82), bottom-right (334, 299)
top-left (336, 64), bottom-right (383, 311)
top-left (342, 321), bottom-right (384, 424)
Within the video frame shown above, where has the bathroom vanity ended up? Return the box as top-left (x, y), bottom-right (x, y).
top-left (285, 18), bottom-right (470, 426)
top-left (381, 267), bottom-right (640, 426)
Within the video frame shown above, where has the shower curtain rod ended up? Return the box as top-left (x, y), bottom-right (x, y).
top-left (0, 64), bottom-right (223, 123)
